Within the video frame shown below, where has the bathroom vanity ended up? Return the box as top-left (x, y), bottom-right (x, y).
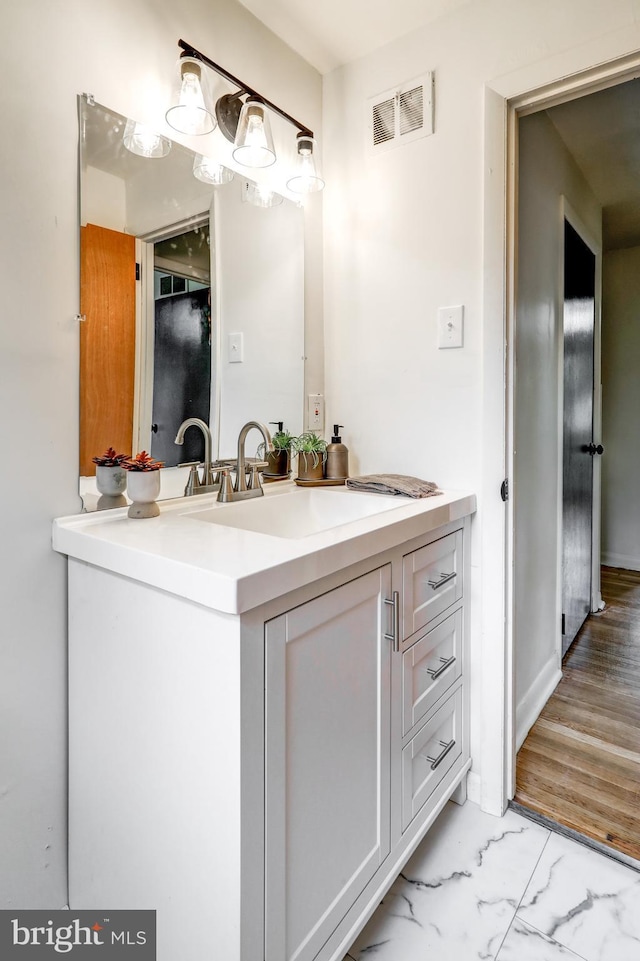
top-left (53, 483), bottom-right (475, 961)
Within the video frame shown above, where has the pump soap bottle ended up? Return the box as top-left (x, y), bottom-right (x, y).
top-left (325, 425), bottom-right (349, 481)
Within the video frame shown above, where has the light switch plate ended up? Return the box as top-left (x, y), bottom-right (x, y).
top-left (228, 332), bottom-right (244, 363)
top-left (437, 306), bottom-right (464, 349)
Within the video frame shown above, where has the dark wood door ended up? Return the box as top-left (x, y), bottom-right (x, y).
top-left (562, 219), bottom-right (596, 655)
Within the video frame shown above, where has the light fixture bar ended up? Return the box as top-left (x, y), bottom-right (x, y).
top-left (178, 39), bottom-right (313, 139)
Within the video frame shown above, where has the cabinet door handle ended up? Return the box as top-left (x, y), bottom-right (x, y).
top-left (424, 655), bottom-right (456, 680)
top-left (427, 571), bottom-right (456, 591)
top-left (422, 738), bottom-right (456, 770)
top-left (384, 591), bottom-right (400, 653)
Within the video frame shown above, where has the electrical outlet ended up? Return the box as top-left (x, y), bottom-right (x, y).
top-left (307, 393), bottom-right (324, 431)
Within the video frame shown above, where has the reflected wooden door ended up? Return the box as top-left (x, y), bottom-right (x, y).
top-left (80, 223), bottom-right (136, 475)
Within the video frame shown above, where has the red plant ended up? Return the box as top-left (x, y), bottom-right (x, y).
top-left (122, 450), bottom-right (164, 472)
top-left (92, 447), bottom-right (129, 467)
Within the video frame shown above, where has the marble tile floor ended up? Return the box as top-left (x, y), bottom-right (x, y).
top-left (343, 799), bottom-right (640, 961)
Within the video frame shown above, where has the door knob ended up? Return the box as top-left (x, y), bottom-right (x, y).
top-left (585, 442), bottom-right (604, 456)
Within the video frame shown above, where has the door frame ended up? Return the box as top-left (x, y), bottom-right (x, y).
top-left (482, 48), bottom-right (640, 813)
top-left (134, 213), bottom-right (212, 454)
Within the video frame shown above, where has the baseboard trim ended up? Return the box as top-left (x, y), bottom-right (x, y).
top-left (516, 660), bottom-right (562, 751)
top-left (466, 771), bottom-right (481, 806)
top-left (601, 552), bottom-right (640, 572)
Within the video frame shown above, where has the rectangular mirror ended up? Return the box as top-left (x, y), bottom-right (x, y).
top-left (79, 96), bottom-right (304, 509)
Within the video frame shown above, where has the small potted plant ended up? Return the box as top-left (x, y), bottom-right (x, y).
top-left (291, 431), bottom-right (327, 482)
top-left (122, 450), bottom-right (164, 518)
top-left (92, 447), bottom-right (129, 503)
top-left (259, 423), bottom-right (294, 478)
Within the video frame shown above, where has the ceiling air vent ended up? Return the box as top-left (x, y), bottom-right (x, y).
top-left (367, 73), bottom-right (434, 155)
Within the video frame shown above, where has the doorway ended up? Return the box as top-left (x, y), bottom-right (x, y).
top-left (510, 73), bottom-right (640, 863)
top-left (135, 219), bottom-right (214, 464)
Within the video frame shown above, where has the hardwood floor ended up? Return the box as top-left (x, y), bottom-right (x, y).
top-left (515, 566), bottom-right (640, 861)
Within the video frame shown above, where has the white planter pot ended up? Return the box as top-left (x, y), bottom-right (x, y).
top-left (126, 471), bottom-right (161, 518)
top-left (96, 465), bottom-right (127, 495)
top-left (95, 465), bottom-right (127, 509)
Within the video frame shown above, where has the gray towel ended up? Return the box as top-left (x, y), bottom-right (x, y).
top-left (346, 474), bottom-right (442, 498)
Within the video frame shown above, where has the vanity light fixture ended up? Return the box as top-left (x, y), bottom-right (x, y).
top-left (286, 133), bottom-right (324, 194)
top-left (170, 40), bottom-right (325, 191)
top-left (242, 180), bottom-right (284, 208)
top-left (192, 154), bottom-right (234, 185)
top-left (165, 56), bottom-right (216, 136)
top-left (123, 119), bottom-right (171, 158)
top-left (232, 96), bottom-right (276, 168)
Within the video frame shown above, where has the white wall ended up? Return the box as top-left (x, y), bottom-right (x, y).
top-left (0, 0), bottom-right (321, 907)
top-left (514, 112), bottom-right (601, 747)
top-left (322, 0), bottom-right (640, 809)
top-left (601, 245), bottom-right (640, 570)
top-left (83, 167), bottom-right (126, 231)
top-left (216, 186), bottom-right (305, 457)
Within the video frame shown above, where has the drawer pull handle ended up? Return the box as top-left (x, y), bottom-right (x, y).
top-left (384, 592), bottom-right (400, 653)
top-left (422, 738), bottom-right (456, 770)
top-left (428, 571), bottom-right (456, 591)
top-left (425, 655), bottom-right (456, 680)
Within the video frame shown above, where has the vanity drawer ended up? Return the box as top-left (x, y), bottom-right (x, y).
top-left (401, 684), bottom-right (463, 832)
top-left (402, 528), bottom-right (463, 640)
top-left (402, 607), bottom-right (462, 736)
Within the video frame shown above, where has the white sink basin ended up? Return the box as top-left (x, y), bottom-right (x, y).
top-left (187, 487), bottom-right (407, 538)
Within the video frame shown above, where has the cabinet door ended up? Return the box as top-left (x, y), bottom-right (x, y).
top-left (265, 566), bottom-right (392, 961)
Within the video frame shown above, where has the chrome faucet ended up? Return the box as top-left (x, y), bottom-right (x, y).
top-left (174, 418), bottom-right (216, 493)
top-left (217, 421), bottom-right (272, 502)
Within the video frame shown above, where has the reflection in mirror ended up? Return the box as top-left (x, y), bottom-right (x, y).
top-left (79, 97), bottom-right (304, 510)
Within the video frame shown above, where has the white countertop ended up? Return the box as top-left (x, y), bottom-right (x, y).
top-left (53, 482), bottom-right (476, 614)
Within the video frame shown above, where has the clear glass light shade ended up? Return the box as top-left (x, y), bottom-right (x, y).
top-left (242, 180), bottom-right (283, 208)
top-left (286, 135), bottom-right (325, 193)
top-left (232, 97), bottom-right (276, 168)
top-left (123, 119), bottom-right (171, 159)
top-left (165, 57), bottom-right (216, 136)
top-left (192, 154), bottom-right (234, 185)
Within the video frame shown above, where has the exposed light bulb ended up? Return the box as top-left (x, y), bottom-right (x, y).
top-left (123, 119), bottom-right (171, 159)
top-left (192, 154), bottom-right (234, 185)
top-left (233, 97), bottom-right (276, 168)
top-left (286, 135), bottom-right (324, 194)
top-left (242, 180), bottom-right (283, 208)
top-left (165, 57), bottom-right (216, 136)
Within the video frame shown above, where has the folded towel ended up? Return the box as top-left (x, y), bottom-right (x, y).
top-left (346, 474), bottom-right (442, 498)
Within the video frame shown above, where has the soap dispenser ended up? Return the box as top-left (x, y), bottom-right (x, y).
top-left (325, 425), bottom-right (349, 481)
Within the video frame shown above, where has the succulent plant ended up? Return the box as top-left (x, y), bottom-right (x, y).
top-left (122, 450), bottom-right (164, 472)
top-left (290, 431), bottom-right (328, 468)
top-left (92, 447), bottom-right (129, 467)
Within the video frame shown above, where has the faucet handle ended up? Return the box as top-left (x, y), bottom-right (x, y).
top-left (247, 464), bottom-right (264, 491)
top-left (217, 469), bottom-right (235, 503)
top-left (178, 462), bottom-right (202, 496)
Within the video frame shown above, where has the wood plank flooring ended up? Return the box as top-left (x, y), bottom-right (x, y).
top-left (515, 566), bottom-right (640, 861)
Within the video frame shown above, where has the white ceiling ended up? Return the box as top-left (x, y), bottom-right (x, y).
top-left (546, 78), bottom-right (640, 250)
top-left (237, 0), bottom-right (471, 74)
